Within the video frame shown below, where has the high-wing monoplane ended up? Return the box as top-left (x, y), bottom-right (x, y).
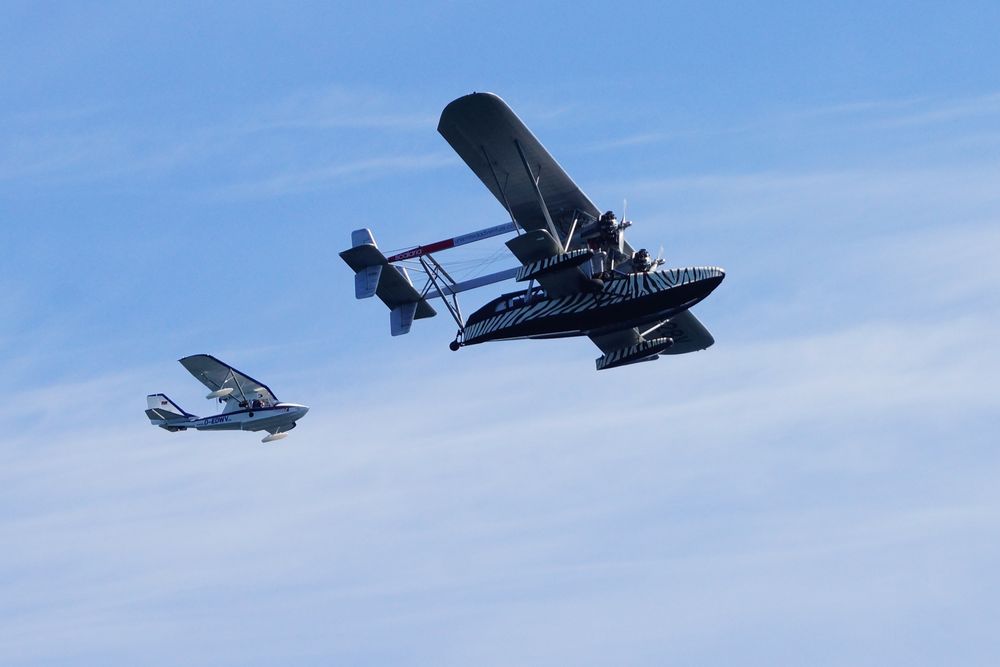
top-left (145, 354), bottom-right (309, 443)
top-left (341, 92), bottom-right (725, 370)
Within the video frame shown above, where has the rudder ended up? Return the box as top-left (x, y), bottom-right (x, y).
top-left (339, 228), bottom-right (437, 335)
top-left (146, 393), bottom-right (196, 430)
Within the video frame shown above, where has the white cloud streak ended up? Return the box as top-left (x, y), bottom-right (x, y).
top-left (213, 152), bottom-right (456, 199)
top-left (0, 84), bottom-right (441, 189)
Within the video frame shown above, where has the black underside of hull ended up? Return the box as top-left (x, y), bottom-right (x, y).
top-left (464, 277), bottom-right (721, 345)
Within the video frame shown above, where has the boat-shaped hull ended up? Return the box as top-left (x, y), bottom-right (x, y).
top-left (462, 267), bottom-right (725, 345)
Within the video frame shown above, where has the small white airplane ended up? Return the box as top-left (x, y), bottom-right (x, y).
top-left (145, 354), bottom-right (309, 443)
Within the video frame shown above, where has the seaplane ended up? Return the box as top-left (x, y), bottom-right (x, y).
top-left (341, 92), bottom-right (725, 371)
top-left (145, 354), bottom-right (309, 443)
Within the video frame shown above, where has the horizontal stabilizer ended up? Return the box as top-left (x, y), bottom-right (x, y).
top-left (340, 242), bottom-right (386, 274)
top-left (595, 337), bottom-right (674, 371)
top-left (381, 265), bottom-right (435, 318)
top-left (340, 228), bottom-right (436, 334)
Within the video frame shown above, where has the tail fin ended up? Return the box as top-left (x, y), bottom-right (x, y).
top-left (145, 393), bottom-right (196, 431)
top-left (339, 228), bottom-right (436, 336)
top-left (342, 229), bottom-right (384, 300)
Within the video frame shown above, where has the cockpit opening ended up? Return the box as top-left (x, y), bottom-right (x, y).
top-left (468, 286), bottom-right (549, 325)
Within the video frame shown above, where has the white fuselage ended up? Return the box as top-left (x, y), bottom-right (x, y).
top-left (186, 403), bottom-right (309, 432)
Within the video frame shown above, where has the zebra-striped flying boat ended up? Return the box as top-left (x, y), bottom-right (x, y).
top-left (341, 92), bottom-right (725, 371)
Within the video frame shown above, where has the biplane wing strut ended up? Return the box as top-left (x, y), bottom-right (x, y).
top-left (422, 267), bottom-right (519, 299)
top-left (512, 138), bottom-right (563, 252)
top-left (384, 221), bottom-right (516, 263)
top-left (340, 222), bottom-right (521, 336)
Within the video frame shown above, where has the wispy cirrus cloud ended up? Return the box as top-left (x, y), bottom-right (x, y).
top-left (212, 152), bottom-right (456, 199)
top-left (866, 92), bottom-right (1000, 128)
top-left (237, 84), bottom-right (438, 133)
top-left (580, 129), bottom-right (709, 152)
top-left (620, 163), bottom-right (1000, 236)
top-left (578, 91), bottom-right (1000, 157)
top-left (0, 84), bottom-right (441, 189)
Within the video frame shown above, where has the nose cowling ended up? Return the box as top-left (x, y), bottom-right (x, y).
top-left (276, 403), bottom-right (309, 418)
top-left (698, 266), bottom-right (725, 294)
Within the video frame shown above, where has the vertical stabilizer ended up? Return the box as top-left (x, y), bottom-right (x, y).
top-left (339, 228), bottom-right (437, 334)
top-left (145, 393), bottom-right (196, 429)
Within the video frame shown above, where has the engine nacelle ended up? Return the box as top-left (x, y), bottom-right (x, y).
top-left (206, 387), bottom-right (235, 400)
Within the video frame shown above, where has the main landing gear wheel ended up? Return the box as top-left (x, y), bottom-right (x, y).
top-left (449, 340), bottom-right (461, 351)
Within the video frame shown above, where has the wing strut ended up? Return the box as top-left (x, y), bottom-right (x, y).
top-left (422, 267), bottom-right (519, 299)
top-left (564, 215), bottom-right (580, 249)
top-left (513, 138), bottom-right (562, 252)
top-left (384, 221), bottom-right (516, 263)
top-left (419, 255), bottom-right (465, 333)
top-left (481, 146), bottom-right (521, 234)
top-left (227, 369), bottom-right (250, 406)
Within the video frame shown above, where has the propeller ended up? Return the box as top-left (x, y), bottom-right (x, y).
top-left (618, 198), bottom-right (631, 255)
top-left (621, 198), bottom-right (628, 250)
top-left (652, 244), bottom-right (665, 270)
top-left (596, 202), bottom-right (633, 272)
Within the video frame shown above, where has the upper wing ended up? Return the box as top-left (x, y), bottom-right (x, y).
top-left (179, 354), bottom-right (279, 408)
top-left (438, 92), bottom-right (602, 237)
top-left (440, 93), bottom-right (613, 297)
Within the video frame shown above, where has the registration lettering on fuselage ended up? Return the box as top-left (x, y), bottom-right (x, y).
top-left (203, 415), bottom-right (232, 425)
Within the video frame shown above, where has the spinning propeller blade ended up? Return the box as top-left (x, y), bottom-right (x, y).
top-left (619, 198), bottom-right (627, 255)
top-left (654, 244), bottom-right (665, 269)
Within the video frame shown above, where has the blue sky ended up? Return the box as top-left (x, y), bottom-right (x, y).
top-left (2, 2), bottom-right (1000, 665)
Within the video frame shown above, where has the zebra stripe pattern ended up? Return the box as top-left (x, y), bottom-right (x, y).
top-left (464, 266), bottom-right (724, 343)
top-left (515, 249), bottom-right (593, 282)
top-left (601, 266), bottom-right (725, 297)
top-left (595, 337), bottom-right (673, 371)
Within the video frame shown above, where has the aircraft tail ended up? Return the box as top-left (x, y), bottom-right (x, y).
top-left (339, 228), bottom-right (437, 336)
top-left (145, 393), bottom-right (196, 431)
